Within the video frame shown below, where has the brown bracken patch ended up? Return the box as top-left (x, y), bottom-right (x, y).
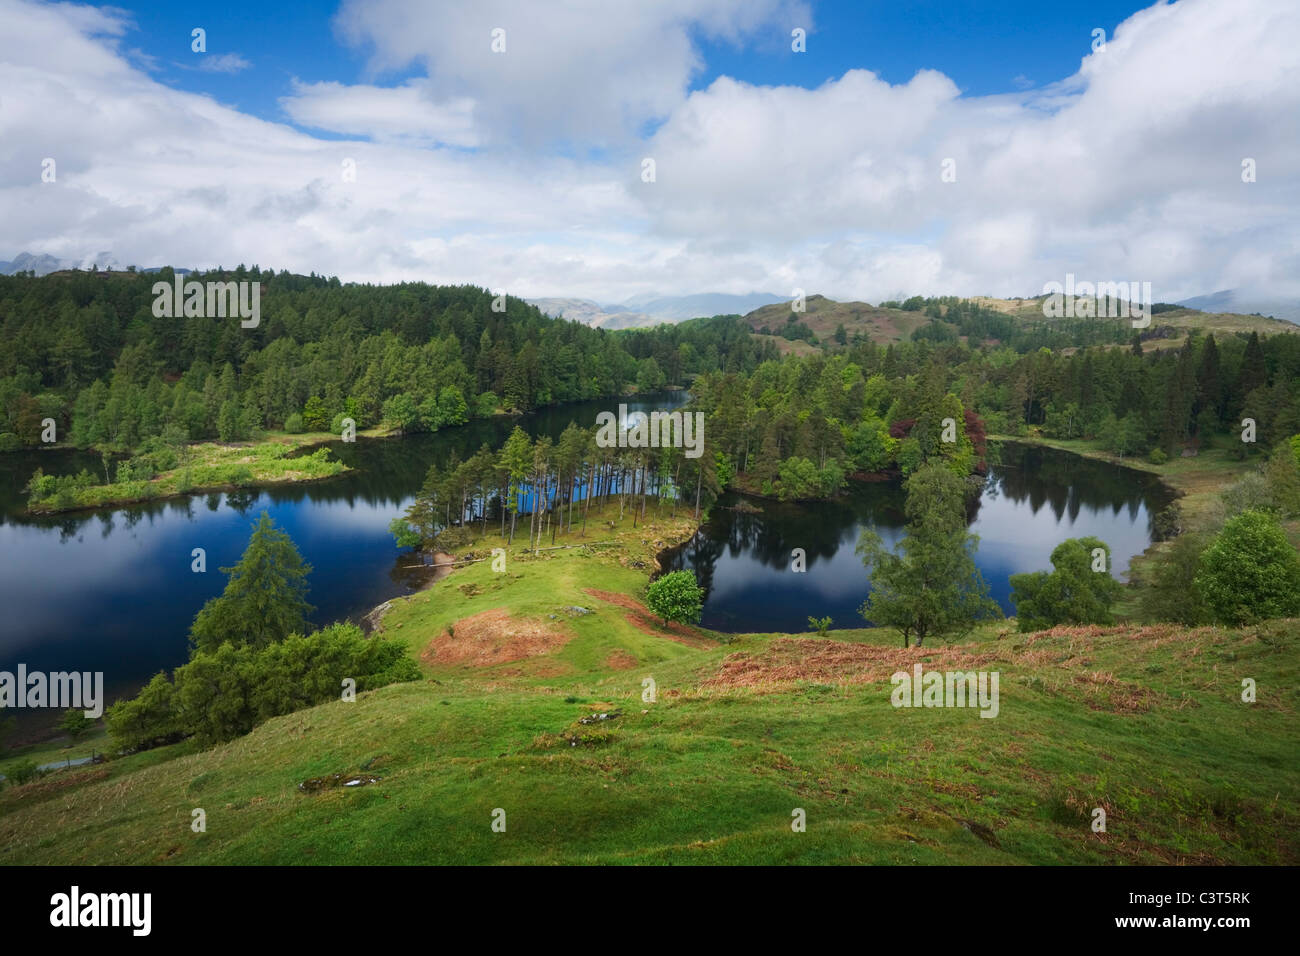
top-left (702, 638), bottom-right (999, 690)
top-left (7, 767), bottom-right (110, 801)
top-left (583, 588), bottom-right (713, 648)
top-left (605, 650), bottom-right (638, 669)
top-left (421, 608), bottom-right (572, 667)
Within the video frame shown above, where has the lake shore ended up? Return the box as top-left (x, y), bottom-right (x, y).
top-left (987, 432), bottom-right (1267, 615)
top-left (21, 430), bottom-right (372, 515)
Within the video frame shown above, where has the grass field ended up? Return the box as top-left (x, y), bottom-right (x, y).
top-left (24, 432), bottom-right (361, 514)
top-left (2, 499), bottom-right (1295, 865)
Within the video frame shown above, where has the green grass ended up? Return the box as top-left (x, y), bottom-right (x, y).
top-left (0, 727), bottom-right (110, 778)
top-left (2, 503), bottom-right (1295, 865)
top-left (26, 436), bottom-right (352, 513)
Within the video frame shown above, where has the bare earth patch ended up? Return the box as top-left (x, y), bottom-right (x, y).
top-left (583, 588), bottom-right (713, 648)
top-left (421, 608), bottom-right (573, 667)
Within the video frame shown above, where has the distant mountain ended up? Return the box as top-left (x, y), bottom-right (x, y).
top-left (607, 291), bottom-right (785, 322)
top-left (528, 291), bottom-right (784, 329)
top-left (1176, 289), bottom-right (1300, 323)
top-left (525, 297), bottom-right (652, 329)
top-left (0, 250), bottom-right (188, 276)
top-left (0, 252), bottom-right (65, 276)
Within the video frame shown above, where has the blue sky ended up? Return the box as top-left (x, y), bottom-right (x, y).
top-left (123, 0), bottom-right (1153, 132)
top-left (4, 0), bottom-right (1298, 303)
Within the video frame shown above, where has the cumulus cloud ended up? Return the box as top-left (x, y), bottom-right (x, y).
top-left (331, 0), bottom-right (812, 147)
top-left (636, 0), bottom-right (1300, 300)
top-left (281, 79), bottom-right (478, 146)
top-left (0, 0), bottom-right (1297, 305)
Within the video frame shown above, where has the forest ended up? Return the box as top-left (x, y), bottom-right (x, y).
top-left (0, 268), bottom-right (777, 454)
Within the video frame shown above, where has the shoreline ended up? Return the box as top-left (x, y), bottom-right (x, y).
top-left (9, 390), bottom-right (686, 518)
top-left (19, 430), bottom-right (368, 516)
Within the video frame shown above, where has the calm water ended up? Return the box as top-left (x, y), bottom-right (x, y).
top-left (0, 393), bottom-right (687, 740)
top-left (663, 443), bottom-right (1173, 633)
top-left (0, 408), bottom-right (1169, 739)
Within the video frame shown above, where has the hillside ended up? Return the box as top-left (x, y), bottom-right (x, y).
top-left (744, 293), bottom-right (1299, 352)
top-left (2, 501), bottom-right (1295, 865)
top-left (744, 295), bottom-right (933, 345)
top-left (971, 296), bottom-right (1300, 340)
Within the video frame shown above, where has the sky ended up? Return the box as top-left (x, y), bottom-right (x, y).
top-left (1, 0), bottom-right (1298, 304)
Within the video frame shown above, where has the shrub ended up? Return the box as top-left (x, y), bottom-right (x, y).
top-left (645, 570), bottom-right (704, 626)
top-left (105, 672), bottom-right (184, 753)
top-left (174, 624), bottom-right (418, 745)
top-left (1221, 472), bottom-right (1274, 519)
top-left (6, 759), bottom-right (42, 786)
top-left (1139, 532), bottom-right (1211, 625)
top-left (58, 708), bottom-right (94, 739)
top-left (1010, 537), bottom-right (1124, 632)
top-left (284, 412), bottom-right (305, 434)
top-left (1148, 447), bottom-right (1168, 465)
top-left (0, 432), bottom-right (22, 452)
top-left (108, 626), bottom-right (419, 750)
top-left (1194, 509), bottom-right (1300, 625)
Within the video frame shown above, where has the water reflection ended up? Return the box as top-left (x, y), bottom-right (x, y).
top-left (0, 393), bottom-right (687, 740)
top-left (663, 442), bottom-right (1172, 634)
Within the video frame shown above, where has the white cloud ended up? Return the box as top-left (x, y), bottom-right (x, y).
top-left (0, 0), bottom-right (1297, 305)
top-left (193, 52), bottom-right (252, 74)
top-left (281, 79), bottom-right (478, 146)
top-left (331, 0), bottom-right (812, 147)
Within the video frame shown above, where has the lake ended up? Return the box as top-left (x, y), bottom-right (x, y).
top-left (0, 397), bottom-right (1170, 739)
top-left (0, 393), bottom-right (688, 741)
top-left (662, 442), bottom-right (1173, 633)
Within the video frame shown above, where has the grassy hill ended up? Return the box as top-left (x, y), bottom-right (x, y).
top-left (2, 501), bottom-right (1295, 865)
top-left (743, 294), bottom-right (1298, 352)
top-left (744, 295), bottom-right (933, 346)
top-left (972, 296), bottom-right (1299, 341)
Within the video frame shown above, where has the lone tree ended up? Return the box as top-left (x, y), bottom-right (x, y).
top-left (1009, 537), bottom-right (1124, 632)
top-left (646, 570), bottom-right (704, 627)
top-left (858, 462), bottom-right (1000, 647)
top-left (1194, 509), bottom-right (1300, 625)
top-left (190, 511), bottom-right (314, 653)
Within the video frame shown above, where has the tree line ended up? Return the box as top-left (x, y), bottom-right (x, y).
top-left (389, 421), bottom-right (723, 556)
top-left (0, 268), bottom-right (776, 453)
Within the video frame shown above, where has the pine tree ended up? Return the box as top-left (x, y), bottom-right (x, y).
top-left (190, 512), bottom-right (314, 653)
top-left (498, 427), bottom-right (533, 545)
top-left (1195, 334), bottom-right (1221, 426)
top-left (1234, 331), bottom-right (1267, 416)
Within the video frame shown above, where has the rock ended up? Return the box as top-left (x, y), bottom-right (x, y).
top-left (360, 600), bottom-right (394, 634)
